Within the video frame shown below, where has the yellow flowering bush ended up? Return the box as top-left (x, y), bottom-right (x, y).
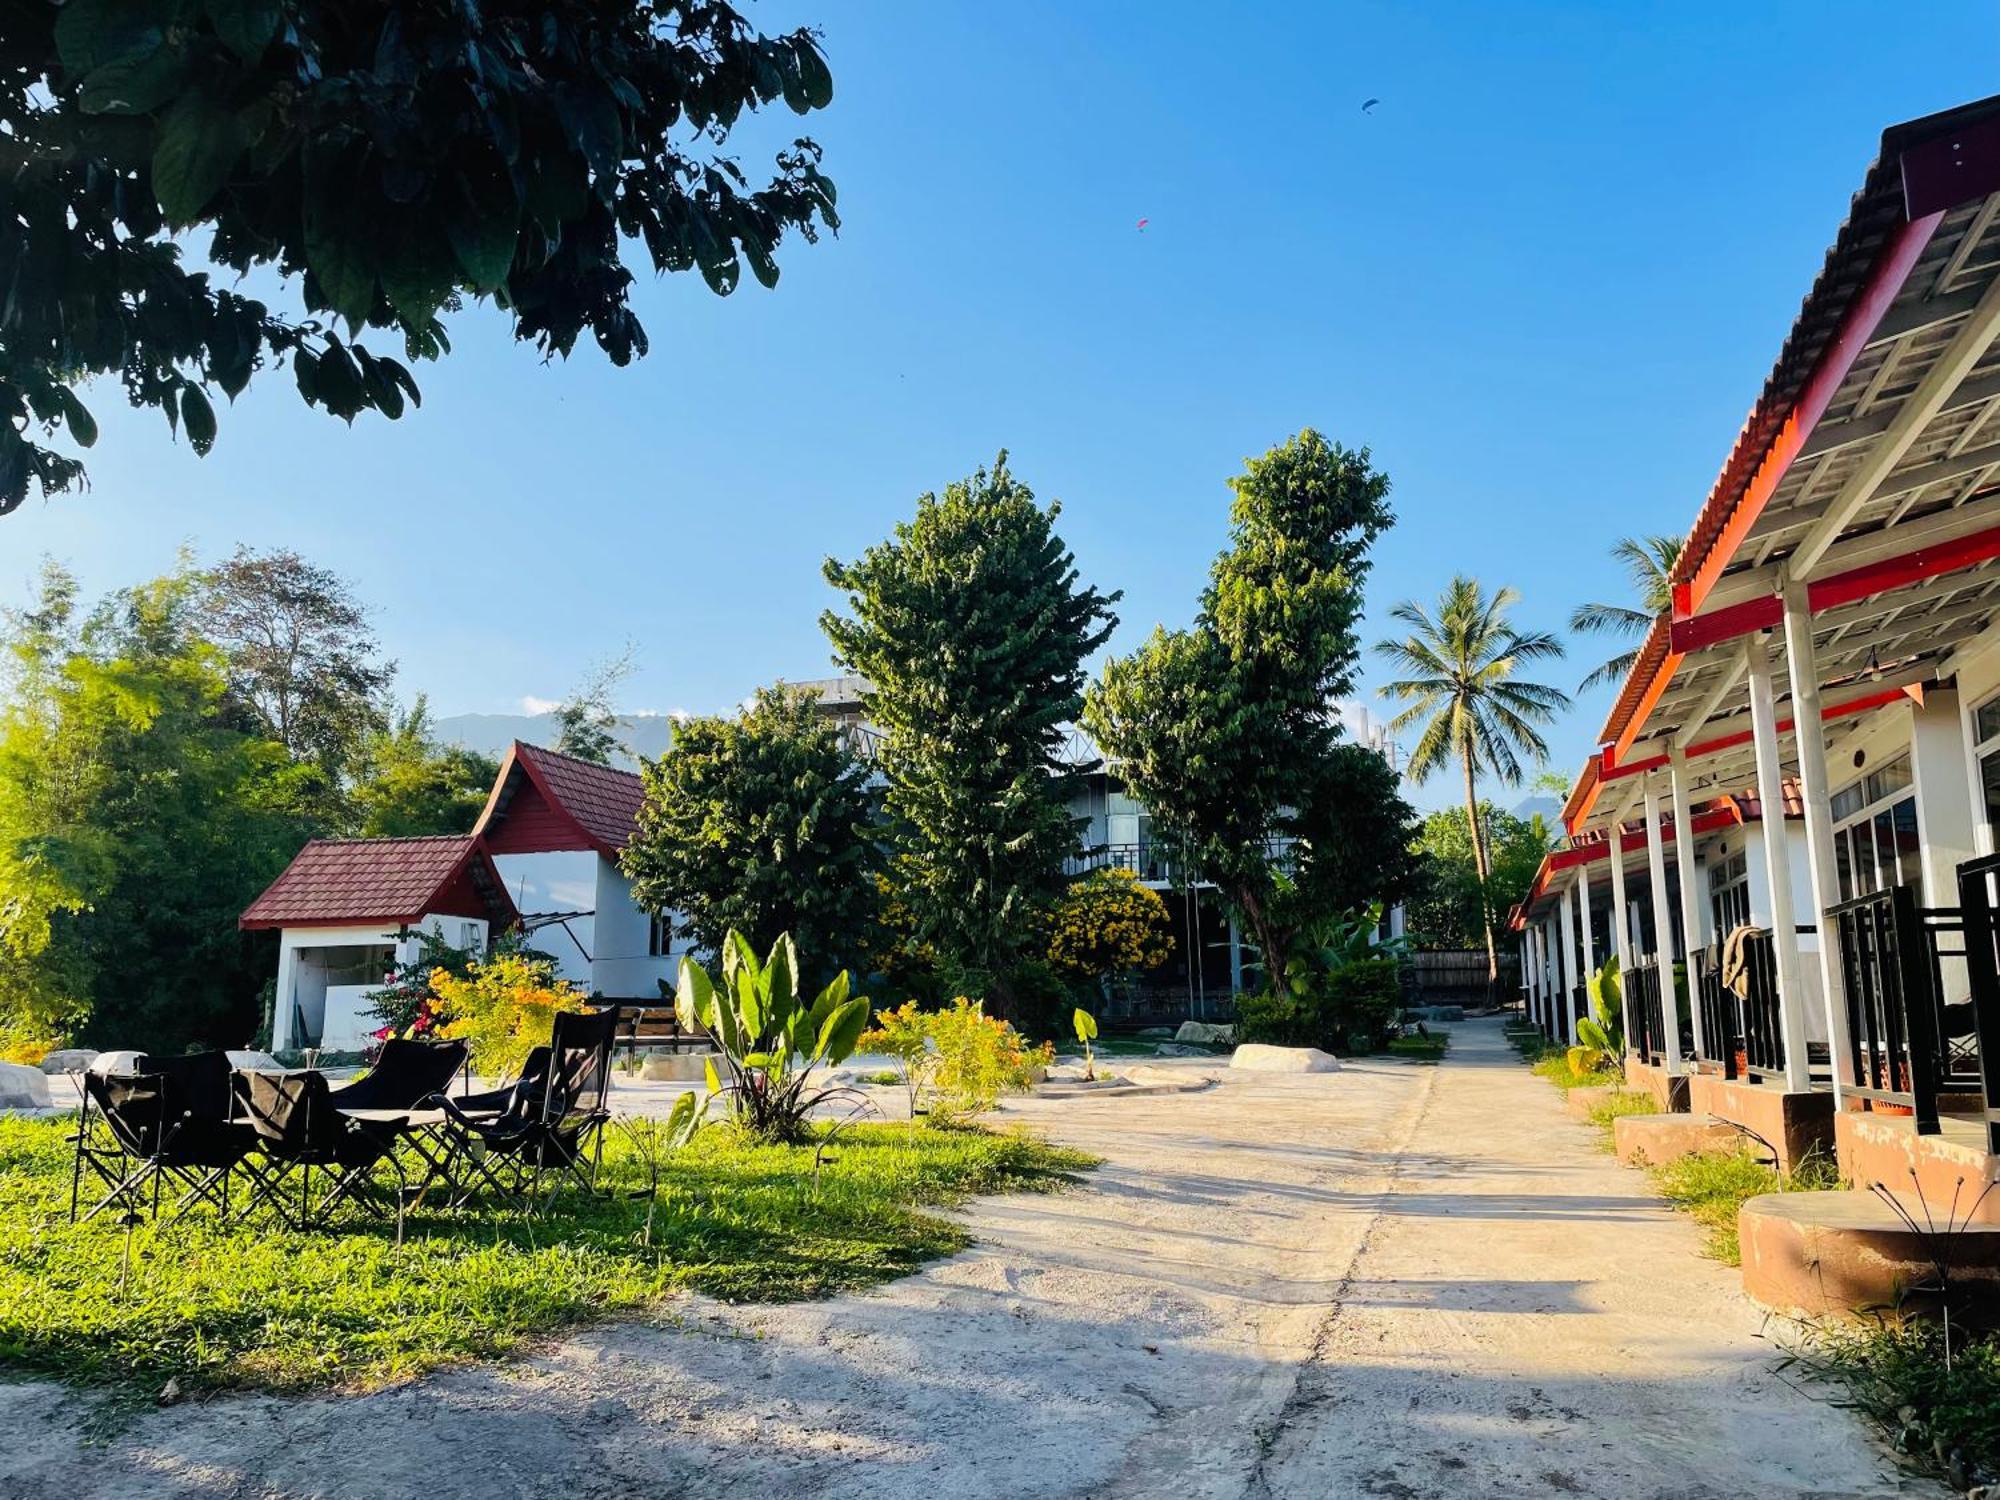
top-left (860, 997), bottom-right (1053, 1125)
top-left (429, 952), bottom-right (590, 1080)
top-left (1047, 868), bottom-right (1174, 990)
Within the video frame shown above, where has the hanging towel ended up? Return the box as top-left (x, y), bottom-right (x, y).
top-left (1720, 923), bottom-right (1768, 1000)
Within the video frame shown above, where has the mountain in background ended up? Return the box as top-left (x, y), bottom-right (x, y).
top-left (433, 712), bottom-right (677, 767)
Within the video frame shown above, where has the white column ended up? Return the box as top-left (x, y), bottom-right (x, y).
top-left (1668, 750), bottom-right (1709, 1061)
top-left (1530, 925), bottom-right (1546, 1027)
top-left (1609, 825), bottom-right (1633, 971)
top-left (1644, 780), bottom-right (1686, 1072)
top-left (272, 939), bottom-right (299, 1052)
top-left (1782, 578), bottom-right (1852, 1100)
top-left (1912, 685), bottom-right (1978, 906)
top-left (1557, 882), bottom-right (1580, 1045)
top-left (1746, 631), bottom-right (1813, 1090)
top-left (1576, 862), bottom-right (1596, 982)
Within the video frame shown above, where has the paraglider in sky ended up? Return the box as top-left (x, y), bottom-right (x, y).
top-left (1362, 98), bottom-right (1380, 113)
top-left (1136, 217), bottom-right (1149, 231)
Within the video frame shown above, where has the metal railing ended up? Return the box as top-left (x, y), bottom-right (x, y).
top-left (1955, 854), bottom-right (2000, 1153)
top-left (1733, 929), bottom-right (1789, 1081)
top-left (1626, 958), bottom-right (1664, 1065)
top-left (1692, 950), bottom-right (1739, 1079)
top-left (1828, 883), bottom-right (1968, 1132)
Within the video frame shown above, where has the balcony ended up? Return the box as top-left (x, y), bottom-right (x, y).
top-left (1062, 836), bottom-right (1298, 885)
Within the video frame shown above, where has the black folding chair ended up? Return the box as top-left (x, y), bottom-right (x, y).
top-left (233, 1070), bottom-right (413, 1241)
top-left (68, 1052), bottom-right (253, 1225)
top-left (432, 1008), bottom-right (621, 1211)
top-left (328, 1038), bottom-right (469, 1203)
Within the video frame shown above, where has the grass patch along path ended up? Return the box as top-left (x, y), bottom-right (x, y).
top-left (0, 1115), bottom-right (1091, 1400)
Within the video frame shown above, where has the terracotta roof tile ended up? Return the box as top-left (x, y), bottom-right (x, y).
top-left (241, 836), bottom-right (495, 930)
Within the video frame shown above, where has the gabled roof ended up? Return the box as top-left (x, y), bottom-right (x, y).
top-left (473, 742), bottom-right (645, 860)
top-left (240, 836), bottom-right (518, 931)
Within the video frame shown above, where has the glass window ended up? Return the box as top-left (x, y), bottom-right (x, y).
top-left (648, 913), bottom-right (673, 958)
top-left (1982, 749), bottom-right (2000, 834)
top-left (1978, 695), bottom-right (2000, 745)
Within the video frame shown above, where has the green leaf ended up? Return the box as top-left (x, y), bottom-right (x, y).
top-left (306, 223), bottom-right (376, 330)
top-left (702, 1056), bottom-right (721, 1096)
top-left (55, 0), bottom-right (162, 77)
top-left (77, 51), bottom-right (188, 116)
top-left (152, 94), bottom-right (245, 225)
top-left (815, 997), bottom-right (869, 1066)
top-left (179, 384), bottom-right (216, 454)
top-left (204, 0), bottom-right (281, 61)
top-left (446, 210), bottom-right (517, 294)
top-left (1073, 1007), bottom-right (1098, 1043)
top-left (673, 958), bottom-right (712, 1036)
top-left (56, 389), bottom-right (97, 449)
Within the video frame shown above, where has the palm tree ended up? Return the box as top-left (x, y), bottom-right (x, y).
top-left (1376, 577), bottom-right (1569, 982)
top-left (1569, 535), bottom-right (1682, 693)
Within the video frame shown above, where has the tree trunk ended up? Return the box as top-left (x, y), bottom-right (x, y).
top-left (1234, 880), bottom-right (1285, 998)
top-left (1461, 753), bottom-right (1498, 984)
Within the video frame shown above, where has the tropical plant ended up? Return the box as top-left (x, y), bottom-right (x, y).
top-left (1574, 957), bottom-right (1624, 1066)
top-left (428, 952), bottom-right (590, 1080)
top-left (1234, 954), bottom-right (1402, 1054)
top-left (1046, 868), bottom-right (1174, 999)
top-left (673, 931), bottom-right (870, 1143)
top-left (822, 454), bottom-right (1119, 1014)
top-left (1084, 431), bottom-right (1414, 997)
top-left (624, 685), bottom-right (881, 968)
top-left (1375, 576), bottom-right (1569, 983)
top-left (1072, 1006), bottom-right (1099, 1081)
top-left (1, 0), bottom-right (838, 516)
top-left (1570, 536), bottom-right (1683, 694)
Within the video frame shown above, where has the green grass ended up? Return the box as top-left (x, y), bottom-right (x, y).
top-left (1384, 1034), bottom-right (1450, 1063)
top-left (0, 1114), bottom-right (1093, 1401)
top-left (1584, 1088), bottom-right (1657, 1147)
top-left (1529, 1049), bottom-right (1623, 1091)
top-left (1784, 1317), bottom-right (2000, 1489)
top-left (1647, 1146), bottom-right (1841, 1264)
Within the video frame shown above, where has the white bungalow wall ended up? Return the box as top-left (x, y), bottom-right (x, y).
top-left (491, 849), bottom-right (598, 987)
top-left (271, 912), bottom-right (490, 1052)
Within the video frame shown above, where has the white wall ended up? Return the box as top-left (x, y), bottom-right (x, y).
top-left (591, 859), bottom-right (688, 1001)
top-left (269, 914), bottom-right (490, 1051)
top-left (491, 849), bottom-right (599, 986)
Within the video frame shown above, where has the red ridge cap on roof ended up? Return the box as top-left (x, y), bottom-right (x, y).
top-left (474, 741), bottom-right (645, 861)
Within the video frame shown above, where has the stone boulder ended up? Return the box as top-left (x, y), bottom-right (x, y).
top-left (38, 1048), bottom-right (99, 1075)
top-left (0, 1061), bottom-right (53, 1112)
top-left (640, 1052), bottom-right (714, 1083)
top-left (1230, 1043), bottom-right (1340, 1074)
top-left (1175, 1021), bottom-right (1236, 1046)
top-left (90, 1050), bottom-right (147, 1076)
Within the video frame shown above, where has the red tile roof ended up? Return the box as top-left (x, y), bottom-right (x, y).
top-left (239, 836), bottom-right (517, 931)
top-left (481, 742), bottom-right (645, 859)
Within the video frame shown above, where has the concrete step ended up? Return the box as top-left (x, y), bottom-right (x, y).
top-left (1612, 1112), bottom-right (1743, 1167)
top-left (1739, 1188), bottom-right (2000, 1319)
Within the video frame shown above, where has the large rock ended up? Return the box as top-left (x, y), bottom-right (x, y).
top-left (0, 1061), bottom-right (53, 1112)
top-left (1230, 1043), bottom-right (1340, 1074)
top-left (39, 1048), bottom-right (99, 1075)
top-left (1175, 1021), bottom-right (1236, 1046)
top-left (639, 1052), bottom-right (714, 1083)
top-left (90, 1050), bottom-right (147, 1076)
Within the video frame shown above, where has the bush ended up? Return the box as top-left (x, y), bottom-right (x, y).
top-left (941, 958), bottom-right (1075, 1042)
top-left (1235, 955), bottom-right (1403, 1053)
top-left (1046, 868), bottom-right (1174, 994)
top-left (429, 952), bottom-right (590, 1079)
top-left (1787, 1318), bottom-right (2000, 1489)
top-left (859, 998), bottom-right (1051, 1124)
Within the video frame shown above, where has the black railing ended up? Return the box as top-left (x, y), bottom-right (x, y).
top-left (1572, 982), bottom-right (1587, 1036)
top-left (1734, 929), bottom-right (1787, 1080)
top-left (1692, 949), bottom-right (1739, 1079)
top-left (1062, 836), bottom-right (1296, 883)
top-left (1955, 854), bottom-right (2000, 1153)
top-left (1627, 958), bottom-right (1665, 1065)
top-left (1829, 884), bottom-right (1967, 1132)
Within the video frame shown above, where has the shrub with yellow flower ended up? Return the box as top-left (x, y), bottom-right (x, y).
top-left (1046, 867), bottom-right (1174, 1000)
top-left (428, 952), bottom-right (590, 1080)
top-left (859, 996), bottom-right (1053, 1125)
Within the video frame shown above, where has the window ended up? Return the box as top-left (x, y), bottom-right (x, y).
top-left (459, 921), bottom-right (481, 952)
top-left (1830, 754), bottom-right (1918, 901)
top-left (648, 912), bottom-right (673, 958)
top-left (1977, 693), bottom-right (2000, 848)
top-left (1708, 850), bottom-right (1749, 940)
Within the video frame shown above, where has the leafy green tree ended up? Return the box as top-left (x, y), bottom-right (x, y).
top-left (1375, 577), bottom-right (1568, 981)
top-left (822, 454), bottom-right (1118, 1011)
top-left (622, 685), bottom-right (879, 969)
top-left (0, 561), bottom-right (308, 1051)
top-left (1406, 802), bottom-right (1553, 951)
top-left (199, 545), bottom-right (391, 824)
top-left (551, 649), bottom-right (633, 766)
top-left (1, 0), bottom-right (838, 514)
top-left (1570, 535), bottom-right (1682, 693)
top-left (351, 696), bottom-right (499, 838)
top-left (1083, 430), bottom-right (1401, 996)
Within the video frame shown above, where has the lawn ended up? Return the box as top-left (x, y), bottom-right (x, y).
top-left (1646, 1147), bottom-right (1841, 1264)
top-left (0, 1114), bottom-right (1092, 1401)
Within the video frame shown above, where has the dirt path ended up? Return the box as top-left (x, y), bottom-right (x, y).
top-left (1, 1019), bottom-right (1935, 1500)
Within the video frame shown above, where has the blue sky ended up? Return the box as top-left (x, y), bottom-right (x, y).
top-left (5, 1), bottom-right (1997, 809)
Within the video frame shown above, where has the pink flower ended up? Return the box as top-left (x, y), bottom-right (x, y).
top-left (371, 1025), bottom-right (393, 1041)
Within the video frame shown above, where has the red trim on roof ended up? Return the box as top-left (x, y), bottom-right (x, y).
top-left (472, 742), bottom-right (645, 861)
